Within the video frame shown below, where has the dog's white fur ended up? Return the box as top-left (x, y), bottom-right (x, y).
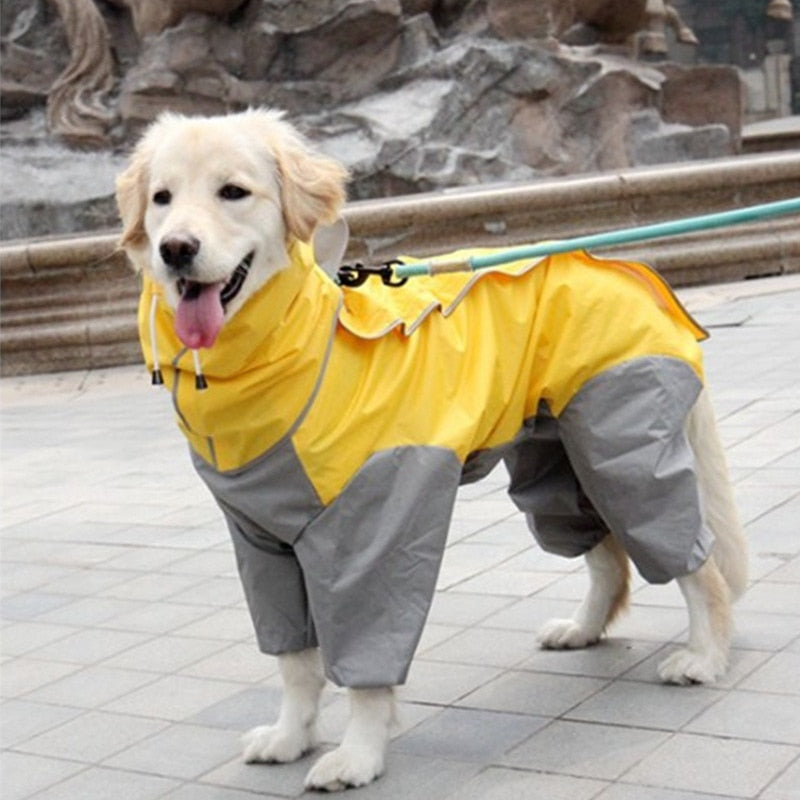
top-left (117, 109), bottom-right (748, 791)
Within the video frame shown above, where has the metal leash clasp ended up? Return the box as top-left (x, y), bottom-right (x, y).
top-left (336, 259), bottom-right (408, 288)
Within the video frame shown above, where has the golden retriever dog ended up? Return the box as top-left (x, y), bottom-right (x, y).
top-left (116, 109), bottom-right (748, 792)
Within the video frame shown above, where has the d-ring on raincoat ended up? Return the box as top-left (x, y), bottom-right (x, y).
top-left (139, 240), bottom-right (712, 688)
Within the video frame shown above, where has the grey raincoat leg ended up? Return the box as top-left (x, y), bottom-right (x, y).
top-left (557, 357), bottom-right (714, 584)
top-left (227, 518), bottom-right (318, 654)
top-left (505, 412), bottom-right (609, 558)
top-left (295, 447), bottom-right (462, 688)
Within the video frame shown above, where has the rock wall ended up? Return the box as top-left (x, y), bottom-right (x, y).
top-left (0, 0), bottom-right (744, 239)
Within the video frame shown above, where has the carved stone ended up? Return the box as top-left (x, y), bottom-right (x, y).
top-left (0, 0), bottom-right (749, 239)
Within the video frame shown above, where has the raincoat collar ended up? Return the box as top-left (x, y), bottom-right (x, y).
top-left (139, 239), bottom-right (343, 470)
top-left (142, 239), bottom-right (339, 379)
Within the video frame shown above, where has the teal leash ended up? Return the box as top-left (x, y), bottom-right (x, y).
top-left (351, 196), bottom-right (800, 282)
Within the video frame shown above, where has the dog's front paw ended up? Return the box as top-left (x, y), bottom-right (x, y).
top-left (538, 618), bottom-right (600, 649)
top-left (304, 745), bottom-right (385, 792)
top-left (657, 647), bottom-right (727, 685)
top-left (242, 723), bottom-right (314, 764)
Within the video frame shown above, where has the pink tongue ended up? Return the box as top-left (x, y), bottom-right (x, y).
top-left (175, 282), bottom-right (225, 349)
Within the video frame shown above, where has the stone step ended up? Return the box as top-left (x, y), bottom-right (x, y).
top-left (2, 152), bottom-right (799, 376)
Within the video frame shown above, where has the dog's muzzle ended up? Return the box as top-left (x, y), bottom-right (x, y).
top-left (175, 251), bottom-right (254, 310)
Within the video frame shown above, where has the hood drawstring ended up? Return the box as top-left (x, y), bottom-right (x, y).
top-left (192, 349), bottom-right (208, 390)
top-left (149, 293), bottom-right (164, 386)
top-left (148, 292), bottom-right (208, 391)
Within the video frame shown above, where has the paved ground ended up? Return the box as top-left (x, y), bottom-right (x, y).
top-left (2, 274), bottom-right (800, 800)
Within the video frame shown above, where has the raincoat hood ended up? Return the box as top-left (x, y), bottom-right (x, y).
top-left (139, 239), bottom-right (342, 466)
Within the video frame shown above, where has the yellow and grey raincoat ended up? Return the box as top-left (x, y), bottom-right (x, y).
top-left (140, 240), bottom-right (712, 687)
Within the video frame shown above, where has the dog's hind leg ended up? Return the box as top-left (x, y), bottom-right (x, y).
top-left (538, 533), bottom-right (631, 648)
top-left (242, 647), bottom-right (325, 764)
top-left (304, 686), bottom-right (395, 791)
top-left (658, 556), bottom-right (731, 684)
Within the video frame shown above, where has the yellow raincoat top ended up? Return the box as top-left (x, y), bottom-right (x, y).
top-left (140, 241), bottom-right (705, 505)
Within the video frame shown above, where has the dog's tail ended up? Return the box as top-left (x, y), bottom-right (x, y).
top-left (687, 390), bottom-right (749, 600)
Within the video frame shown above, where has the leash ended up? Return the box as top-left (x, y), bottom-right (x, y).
top-left (337, 196), bottom-right (800, 287)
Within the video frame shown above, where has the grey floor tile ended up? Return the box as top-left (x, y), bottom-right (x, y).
top-left (0, 751), bottom-right (86, 800)
top-left (621, 733), bottom-right (799, 797)
top-left (167, 576), bottom-right (245, 607)
top-left (102, 633), bottom-right (229, 673)
top-left (732, 609), bottom-right (800, 650)
top-left (0, 699), bottom-right (82, 748)
top-left (188, 686), bottom-right (282, 730)
top-left (0, 563), bottom-right (73, 597)
top-left (0, 657), bottom-right (81, 698)
top-left (199, 751), bottom-right (318, 797)
top-left (97, 600), bottom-right (216, 635)
top-left (38, 567), bottom-right (143, 597)
top-left (27, 627), bottom-right (152, 665)
top-left (566, 679), bottom-right (722, 731)
top-left (534, 570), bottom-right (592, 601)
top-left (595, 784), bottom-right (742, 799)
top-left (36, 596), bottom-right (142, 627)
top-left (15, 710), bottom-right (169, 763)
top-left (179, 641), bottom-right (280, 683)
top-left (398, 659), bottom-right (500, 705)
top-left (456, 669), bottom-right (608, 717)
top-left (760, 755), bottom-right (800, 800)
top-left (686, 690), bottom-right (800, 745)
top-left (421, 625), bottom-right (542, 668)
top-left (106, 722), bottom-right (241, 781)
top-left (103, 572), bottom-right (207, 602)
top-left (164, 784), bottom-right (284, 800)
top-left (160, 549), bottom-right (239, 577)
top-left (102, 674), bottom-right (247, 721)
top-left (441, 765), bottom-right (607, 800)
top-left (101, 546), bottom-right (194, 573)
top-left (24, 664), bottom-right (159, 708)
top-left (393, 706), bottom-right (547, 761)
top-left (0, 592), bottom-right (75, 621)
top-left (602, 604), bottom-right (690, 643)
top-left (501, 719), bottom-right (669, 779)
top-left (172, 607), bottom-right (256, 641)
top-left (739, 651), bottom-right (800, 694)
top-left (26, 766), bottom-right (179, 800)
top-left (477, 595), bottom-right (585, 632)
top-left (415, 621), bottom-right (463, 654)
top-left (0, 621), bottom-right (80, 657)
top-left (426, 590), bottom-right (514, 627)
top-left (737, 581), bottom-right (800, 615)
top-left (518, 637), bottom-right (660, 679)
top-left (767, 554), bottom-right (800, 582)
top-left (452, 567), bottom-right (561, 596)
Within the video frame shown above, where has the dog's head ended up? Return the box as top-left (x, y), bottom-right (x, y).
top-left (116, 109), bottom-right (348, 348)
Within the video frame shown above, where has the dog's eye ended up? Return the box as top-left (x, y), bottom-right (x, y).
top-left (219, 184), bottom-right (251, 201)
top-left (152, 190), bottom-right (172, 206)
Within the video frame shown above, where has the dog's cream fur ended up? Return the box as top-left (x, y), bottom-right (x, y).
top-left (117, 109), bottom-right (748, 791)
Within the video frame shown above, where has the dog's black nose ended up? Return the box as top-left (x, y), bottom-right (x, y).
top-left (159, 233), bottom-right (200, 273)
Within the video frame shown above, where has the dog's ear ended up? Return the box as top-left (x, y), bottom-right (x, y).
top-left (272, 125), bottom-right (349, 243)
top-left (115, 140), bottom-right (153, 272)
